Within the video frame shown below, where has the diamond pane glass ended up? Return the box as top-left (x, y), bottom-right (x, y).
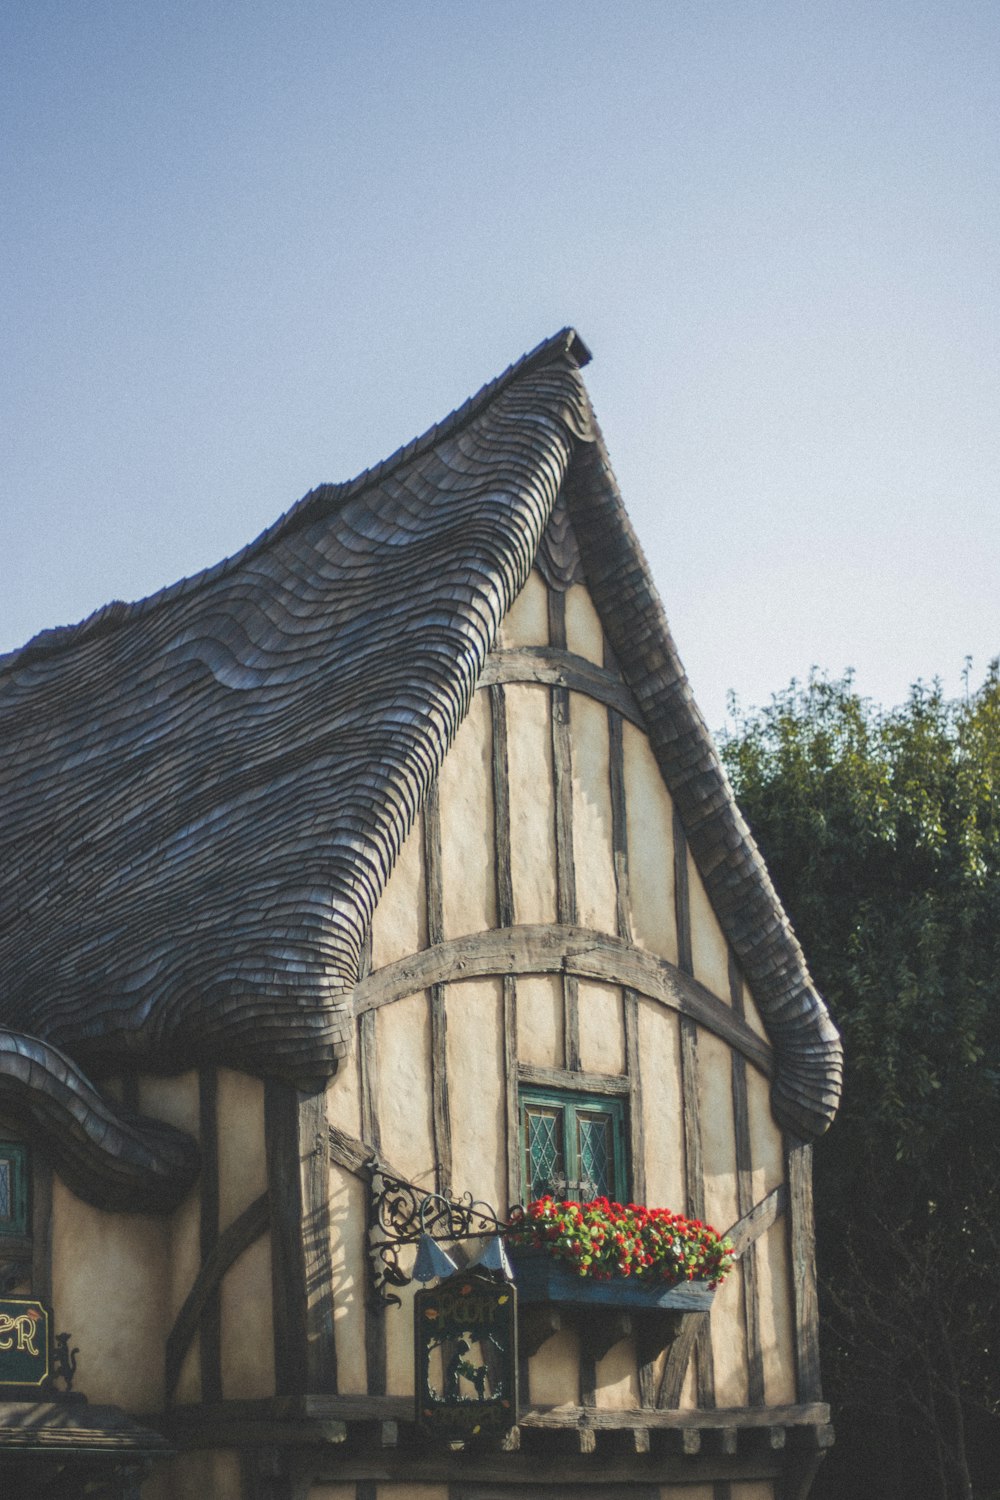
top-left (0, 1160), bottom-right (9, 1221)
top-left (526, 1108), bottom-right (564, 1198)
top-left (577, 1113), bottom-right (613, 1198)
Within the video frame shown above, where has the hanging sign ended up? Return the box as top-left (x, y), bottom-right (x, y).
top-left (0, 1299), bottom-right (49, 1387)
top-left (414, 1268), bottom-right (517, 1442)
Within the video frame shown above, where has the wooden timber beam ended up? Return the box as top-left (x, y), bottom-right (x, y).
top-left (353, 924), bottom-right (773, 1078)
top-left (167, 1393), bottom-right (830, 1432)
top-left (165, 1192), bottom-right (270, 1403)
top-left (165, 1396), bottom-right (829, 1489)
top-left (479, 645), bottom-right (644, 728)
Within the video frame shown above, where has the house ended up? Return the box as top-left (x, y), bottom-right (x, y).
top-left (0, 330), bottom-right (842, 1499)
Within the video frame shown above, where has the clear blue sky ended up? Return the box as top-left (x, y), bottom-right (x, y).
top-left (3, 2), bottom-right (997, 730)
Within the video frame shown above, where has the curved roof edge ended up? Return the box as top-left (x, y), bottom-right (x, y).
top-left (0, 1029), bottom-right (199, 1212)
top-left (564, 412), bottom-right (843, 1140)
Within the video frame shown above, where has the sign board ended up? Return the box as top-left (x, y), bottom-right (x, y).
top-left (414, 1268), bottom-right (517, 1442)
top-left (0, 1299), bottom-right (49, 1387)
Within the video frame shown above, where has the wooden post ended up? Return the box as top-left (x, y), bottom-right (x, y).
top-left (730, 948), bottom-right (765, 1406)
top-left (424, 777), bottom-right (452, 1198)
top-left (30, 1153), bottom-right (52, 1308)
top-left (549, 588), bottom-right (580, 1072)
top-left (198, 1067), bottom-right (222, 1404)
top-left (675, 812), bottom-right (715, 1409)
top-left (490, 683), bottom-right (520, 1211)
top-left (265, 1082), bottom-right (336, 1396)
top-left (786, 1135), bottom-right (822, 1403)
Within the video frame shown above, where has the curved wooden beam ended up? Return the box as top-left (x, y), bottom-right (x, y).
top-left (165, 1190), bottom-right (270, 1403)
top-left (0, 1029), bottom-right (199, 1213)
top-left (353, 925), bottom-right (773, 1078)
top-left (479, 647), bottom-right (643, 727)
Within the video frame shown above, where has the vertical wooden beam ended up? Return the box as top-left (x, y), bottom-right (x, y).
top-left (679, 1015), bottom-right (715, 1409)
top-left (30, 1154), bottom-right (52, 1307)
top-left (357, 1011), bottom-right (387, 1396)
top-left (552, 683), bottom-right (577, 930)
top-left (580, 1346), bottom-right (598, 1411)
top-left (423, 784), bottom-right (444, 948)
top-left (672, 808), bottom-right (714, 1406)
top-left (562, 974), bottom-right (581, 1075)
top-left (264, 1082), bottom-right (337, 1396)
top-left (548, 589), bottom-right (579, 1071)
top-left (786, 1134), bottom-right (823, 1402)
top-left (423, 784), bottom-right (452, 1198)
top-left (364, 1286), bottom-right (387, 1397)
top-left (547, 582), bottom-right (567, 652)
top-left (729, 948), bottom-right (765, 1406)
top-left (657, 1007), bottom-right (713, 1410)
top-left (429, 986), bottom-right (451, 1199)
top-left (198, 1067), bottom-right (222, 1404)
top-left (359, 1009), bottom-right (380, 1156)
top-left (673, 808), bottom-right (693, 979)
top-left (491, 683), bottom-right (520, 1212)
top-left (624, 991), bottom-right (646, 1206)
top-left (265, 1080), bottom-right (307, 1396)
top-left (504, 976), bottom-right (520, 1211)
top-left (612, 682), bottom-right (652, 1408)
top-left (608, 708), bottom-right (632, 945)
top-left (299, 1086), bottom-right (336, 1393)
top-left (680, 1024), bottom-right (704, 1223)
top-left (489, 684), bottom-right (514, 930)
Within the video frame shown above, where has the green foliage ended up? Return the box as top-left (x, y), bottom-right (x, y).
top-left (722, 663), bottom-right (1000, 1500)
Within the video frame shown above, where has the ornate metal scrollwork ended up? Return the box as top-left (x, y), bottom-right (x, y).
top-left (368, 1164), bottom-right (512, 1307)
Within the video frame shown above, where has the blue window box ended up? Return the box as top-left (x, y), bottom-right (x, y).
top-left (511, 1252), bottom-right (716, 1313)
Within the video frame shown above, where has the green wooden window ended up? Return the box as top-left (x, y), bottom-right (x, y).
top-left (0, 1143), bottom-right (28, 1237)
top-left (520, 1088), bottom-right (627, 1202)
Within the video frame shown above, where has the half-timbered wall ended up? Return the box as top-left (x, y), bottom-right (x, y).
top-left (334, 566), bottom-right (799, 1425)
top-left (39, 1063), bottom-right (275, 1426)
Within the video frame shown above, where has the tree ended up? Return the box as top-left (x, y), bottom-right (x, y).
top-left (721, 664), bottom-right (1000, 1500)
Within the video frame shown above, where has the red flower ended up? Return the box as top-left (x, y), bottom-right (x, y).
top-left (506, 1197), bottom-right (733, 1288)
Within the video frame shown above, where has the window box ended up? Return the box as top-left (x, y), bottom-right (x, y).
top-left (510, 1249), bottom-right (716, 1313)
top-left (511, 1249), bottom-right (716, 1365)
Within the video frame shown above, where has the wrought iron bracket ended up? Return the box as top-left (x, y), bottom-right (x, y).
top-left (368, 1162), bottom-right (512, 1307)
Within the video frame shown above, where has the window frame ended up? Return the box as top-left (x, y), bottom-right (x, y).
top-left (519, 1086), bottom-right (628, 1203)
top-left (0, 1141), bottom-right (30, 1239)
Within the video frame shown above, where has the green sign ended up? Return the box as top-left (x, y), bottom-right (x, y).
top-left (0, 1299), bottom-right (49, 1387)
top-left (414, 1268), bottom-right (517, 1443)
